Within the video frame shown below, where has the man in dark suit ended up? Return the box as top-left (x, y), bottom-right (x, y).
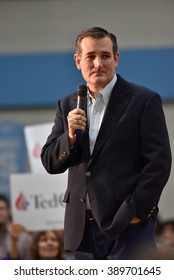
top-left (41, 27), bottom-right (171, 259)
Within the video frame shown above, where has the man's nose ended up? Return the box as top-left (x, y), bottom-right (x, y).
top-left (94, 57), bottom-right (103, 68)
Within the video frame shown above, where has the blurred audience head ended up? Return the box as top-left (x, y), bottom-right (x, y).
top-left (0, 194), bottom-right (11, 226)
top-left (161, 220), bottom-right (174, 248)
top-left (28, 230), bottom-right (64, 260)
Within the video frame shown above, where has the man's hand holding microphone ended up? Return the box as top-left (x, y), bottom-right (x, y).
top-left (67, 84), bottom-right (87, 147)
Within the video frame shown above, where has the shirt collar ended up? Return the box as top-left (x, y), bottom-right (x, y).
top-left (100, 74), bottom-right (117, 103)
top-left (87, 74), bottom-right (117, 104)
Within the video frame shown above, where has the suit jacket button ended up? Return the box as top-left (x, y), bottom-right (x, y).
top-left (86, 172), bottom-right (91, 177)
top-left (62, 152), bottom-right (68, 158)
top-left (147, 214), bottom-right (151, 218)
top-left (80, 198), bottom-right (85, 203)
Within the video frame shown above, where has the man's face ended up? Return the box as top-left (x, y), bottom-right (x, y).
top-left (0, 200), bottom-right (10, 224)
top-left (74, 36), bottom-right (119, 93)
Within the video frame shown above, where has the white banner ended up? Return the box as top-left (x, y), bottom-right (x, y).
top-left (24, 123), bottom-right (53, 173)
top-left (10, 173), bottom-right (67, 231)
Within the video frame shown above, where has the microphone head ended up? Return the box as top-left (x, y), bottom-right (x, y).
top-left (77, 84), bottom-right (87, 97)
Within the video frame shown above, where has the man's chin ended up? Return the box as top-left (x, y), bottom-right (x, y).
top-left (92, 76), bottom-right (108, 85)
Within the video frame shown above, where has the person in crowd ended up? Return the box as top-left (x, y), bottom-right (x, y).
top-left (158, 220), bottom-right (174, 259)
top-left (28, 230), bottom-right (64, 260)
top-left (0, 194), bottom-right (11, 259)
top-left (41, 27), bottom-right (171, 259)
top-left (0, 194), bottom-right (32, 260)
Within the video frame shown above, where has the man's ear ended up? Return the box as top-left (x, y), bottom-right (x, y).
top-left (114, 51), bottom-right (119, 68)
top-left (74, 54), bottom-right (81, 70)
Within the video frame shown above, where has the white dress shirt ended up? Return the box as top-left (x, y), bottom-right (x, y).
top-left (86, 74), bottom-right (117, 208)
top-left (87, 74), bottom-right (117, 154)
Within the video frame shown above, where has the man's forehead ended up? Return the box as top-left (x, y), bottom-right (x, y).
top-left (80, 37), bottom-right (113, 52)
top-left (81, 36), bottom-right (112, 45)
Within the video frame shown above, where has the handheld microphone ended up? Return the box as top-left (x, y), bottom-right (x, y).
top-left (77, 84), bottom-right (87, 110)
top-left (75, 84), bottom-right (87, 135)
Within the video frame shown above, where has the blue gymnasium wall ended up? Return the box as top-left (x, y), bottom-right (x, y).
top-left (0, 48), bottom-right (174, 107)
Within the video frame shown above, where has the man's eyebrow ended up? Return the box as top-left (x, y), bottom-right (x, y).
top-left (86, 51), bottom-right (111, 55)
top-left (86, 51), bottom-right (95, 55)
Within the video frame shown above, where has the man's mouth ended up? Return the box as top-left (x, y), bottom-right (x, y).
top-left (91, 71), bottom-right (104, 76)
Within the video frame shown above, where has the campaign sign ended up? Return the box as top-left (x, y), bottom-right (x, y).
top-left (10, 172), bottom-right (68, 231)
top-left (24, 123), bottom-right (53, 173)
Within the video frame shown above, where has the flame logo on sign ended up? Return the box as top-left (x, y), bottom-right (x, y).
top-left (32, 143), bottom-right (42, 158)
top-left (15, 193), bottom-right (29, 210)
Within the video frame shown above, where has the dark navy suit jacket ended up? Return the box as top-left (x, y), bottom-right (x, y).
top-left (41, 75), bottom-right (171, 251)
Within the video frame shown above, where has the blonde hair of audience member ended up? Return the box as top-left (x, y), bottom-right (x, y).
top-left (28, 230), bottom-right (64, 260)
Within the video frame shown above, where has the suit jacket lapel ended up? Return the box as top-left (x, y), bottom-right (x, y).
top-left (89, 75), bottom-right (131, 162)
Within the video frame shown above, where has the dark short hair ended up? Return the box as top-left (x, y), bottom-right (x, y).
top-left (0, 194), bottom-right (10, 209)
top-left (75, 27), bottom-right (118, 55)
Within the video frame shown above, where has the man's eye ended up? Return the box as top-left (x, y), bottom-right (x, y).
top-left (87, 56), bottom-right (95, 60)
top-left (103, 55), bottom-right (110, 59)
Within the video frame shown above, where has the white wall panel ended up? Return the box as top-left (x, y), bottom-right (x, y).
top-left (0, 0), bottom-right (174, 54)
